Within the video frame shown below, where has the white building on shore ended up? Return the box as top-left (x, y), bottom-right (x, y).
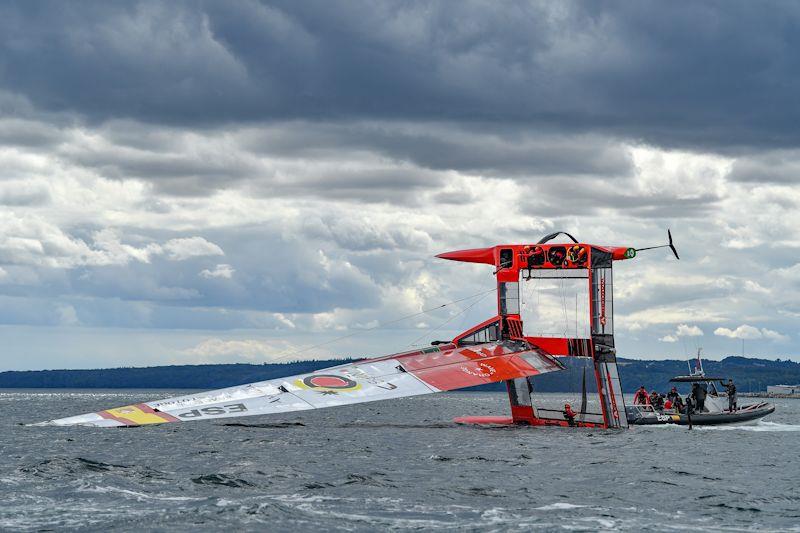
top-left (767, 384), bottom-right (800, 395)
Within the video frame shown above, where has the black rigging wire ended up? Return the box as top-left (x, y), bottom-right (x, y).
top-left (267, 287), bottom-right (498, 363)
top-left (406, 289), bottom-right (495, 347)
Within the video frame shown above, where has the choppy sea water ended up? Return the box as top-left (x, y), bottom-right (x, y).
top-left (2, 390), bottom-right (799, 532)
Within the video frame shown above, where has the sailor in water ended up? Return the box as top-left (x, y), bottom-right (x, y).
top-left (725, 379), bottom-right (738, 412)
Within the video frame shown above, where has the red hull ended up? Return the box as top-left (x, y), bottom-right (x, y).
top-left (454, 415), bottom-right (604, 428)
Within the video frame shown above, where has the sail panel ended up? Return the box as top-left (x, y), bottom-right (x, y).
top-left (35, 341), bottom-right (562, 427)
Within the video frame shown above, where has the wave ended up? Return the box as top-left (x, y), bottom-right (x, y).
top-left (534, 502), bottom-right (587, 511)
top-left (698, 421), bottom-right (800, 432)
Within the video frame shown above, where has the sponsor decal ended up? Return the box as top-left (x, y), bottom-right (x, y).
top-left (178, 403), bottom-right (248, 419)
top-left (344, 366), bottom-right (398, 390)
top-left (599, 277), bottom-right (607, 327)
top-left (459, 363), bottom-right (496, 378)
top-left (98, 403), bottom-right (179, 426)
top-left (294, 374), bottom-right (362, 394)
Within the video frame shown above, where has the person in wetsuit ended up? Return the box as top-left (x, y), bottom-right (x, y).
top-left (673, 395), bottom-right (684, 413)
top-left (649, 390), bottom-right (662, 409)
top-left (691, 382), bottom-right (707, 412)
top-left (633, 386), bottom-right (649, 405)
top-left (684, 394), bottom-right (695, 415)
top-left (725, 379), bottom-right (737, 412)
top-left (667, 386), bottom-right (680, 405)
top-left (563, 403), bottom-right (577, 426)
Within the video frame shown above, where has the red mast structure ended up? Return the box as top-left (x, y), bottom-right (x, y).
top-left (438, 232), bottom-right (647, 429)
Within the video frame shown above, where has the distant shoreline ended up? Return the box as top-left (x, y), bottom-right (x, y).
top-left (742, 392), bottom-right (800, 399)
top-left (1, 356), bottom-right (799, 393)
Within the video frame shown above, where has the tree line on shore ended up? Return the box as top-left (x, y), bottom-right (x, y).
top-left (1, 356), bottom-right (798, 393)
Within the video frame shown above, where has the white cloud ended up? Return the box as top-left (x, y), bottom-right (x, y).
top-left (761, 328), bottom-right (790, 342)
top-left (714, 324), bottom-right (763, 339)
top-left (199, 263), bottom-right (235, 279)
top-left (57, 304), bottom-right (80, 326)
top-left (675, 324), bottom-right (703, 337)
top-left (162, 237), bottom-right (224, 261)
top-left (3, 113), bottom-right (800, 365)
top-left (713, 324), bottom-right (789, 342)
top-left (181, 337), bottom-right (308, 362)
top-left (743, 280), bottom-right (770, 295)
top-left (0, 219), bottom-right (224, 269)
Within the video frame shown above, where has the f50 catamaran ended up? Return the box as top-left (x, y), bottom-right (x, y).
top-left (38, 232), bottom-right (679, 429)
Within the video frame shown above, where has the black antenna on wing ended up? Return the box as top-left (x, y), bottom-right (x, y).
top-left (537, 231), bottom-right (579, 244)
top-left (634, 229), bottom-right (680, 260)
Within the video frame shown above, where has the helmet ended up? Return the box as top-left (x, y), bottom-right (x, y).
top-left (548, 246), bottom-right (567, 266)
top-left (567, 245), bottom-right (587, 265)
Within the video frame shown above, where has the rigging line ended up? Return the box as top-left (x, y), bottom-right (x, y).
top-left (267, 287), bottom-right (498, 363)
top-left (406, 289), bottom-right (494, 348)
top-left (560, 275), bottom-right (569, 337)
top-left (575, 293), bottom-right (579, 339)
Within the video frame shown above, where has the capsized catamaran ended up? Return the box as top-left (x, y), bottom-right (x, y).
top-left (35, 231), bottom-right (678, 429)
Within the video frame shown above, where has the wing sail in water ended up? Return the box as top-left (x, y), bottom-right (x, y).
top-left (35, 340), bottom-right (563, 427)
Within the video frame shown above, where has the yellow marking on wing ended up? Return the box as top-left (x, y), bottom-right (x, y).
top-left (102, 405), bottom-right (175, 425)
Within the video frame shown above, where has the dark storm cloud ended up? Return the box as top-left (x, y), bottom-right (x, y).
top-left (518, 177), bottom-right (722, 220)
top-left (0, 186), bottom-right (50, 207)
top-left (56, 119), bottom-right (633, 200)
top-left (2, 1), bottom-right (800, 150)
top-left (727, 151), bottom-right (800, 184)
top-left (241, 122), bottom-right (634, 178)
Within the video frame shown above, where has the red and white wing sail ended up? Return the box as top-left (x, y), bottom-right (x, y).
top-left (35, 340), bottom-right (563, 427)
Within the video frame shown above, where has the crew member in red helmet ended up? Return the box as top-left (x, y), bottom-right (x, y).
top-left (563, 403), bottom-right (577, 426)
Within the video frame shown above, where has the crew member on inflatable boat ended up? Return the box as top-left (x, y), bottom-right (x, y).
top-left (725, 379), bottom-right (738, 412)
top-left (633, 386), bottom-right (649, 405)
top-left (667, 386), bottom-right (680, 405)
top-left (691, 382), bottom-right (707, 412)
top-left (685, 394), bottom-right (696, 415)
top-left (672, 395), bottom-right (684, 413)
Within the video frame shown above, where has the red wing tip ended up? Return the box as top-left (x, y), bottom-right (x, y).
top-left (453, 416), bottom-right (515, 426)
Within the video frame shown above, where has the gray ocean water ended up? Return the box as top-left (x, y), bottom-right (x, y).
top-left (2, 390), bottom-right (799, 532)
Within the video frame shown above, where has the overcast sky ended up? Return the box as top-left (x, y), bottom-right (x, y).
top-left (2, 1), bottom-right (800, 370)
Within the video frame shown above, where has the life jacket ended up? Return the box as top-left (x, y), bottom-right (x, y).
top-left (634, 389), bottom-right (649, 404)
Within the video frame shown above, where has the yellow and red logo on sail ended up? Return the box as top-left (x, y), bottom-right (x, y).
top-left (98, 403), bottom-right (179, 426)
top-left (293, 374), bottom-right (362, 392)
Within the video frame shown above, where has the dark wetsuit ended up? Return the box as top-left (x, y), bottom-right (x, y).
top-left (692, 383), bottom-right (707, 412)
top-left (667, 390), bottom-right (680, 405)
top-left (696, 385), bottom-right (707, 412)
top-left (673, 396), bottom-right (684, 413)
top-left (685, 395), bottom-right (695, 415)
top-left (726, 382), bottom-right (737, 411)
